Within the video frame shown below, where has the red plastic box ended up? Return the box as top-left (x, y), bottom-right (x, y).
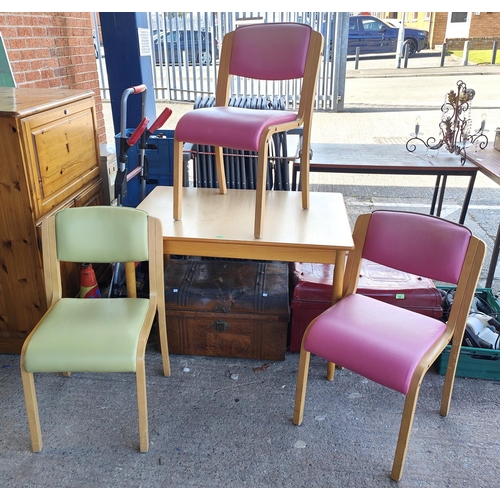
top-left (289, 260), bottom-right (443, 352)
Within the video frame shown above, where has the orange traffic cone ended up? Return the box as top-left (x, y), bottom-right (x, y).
top-left (80, 263), bottom-right (101, 298)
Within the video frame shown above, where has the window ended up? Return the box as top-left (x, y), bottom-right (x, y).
top-left (361, 18), bottom-right (382, 31)
top-left (451, 12), bottom-right (468, 23)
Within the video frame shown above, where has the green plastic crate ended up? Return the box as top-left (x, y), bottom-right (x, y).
top-left (435, 287), bottom-right (500, 380)
top-left (436, 345), bottom-right (500, 380)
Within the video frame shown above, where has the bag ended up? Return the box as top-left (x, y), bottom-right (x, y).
top-left (441, 289), bottom-right (500, 348)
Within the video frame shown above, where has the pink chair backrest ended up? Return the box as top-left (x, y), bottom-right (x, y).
top-left (229, 23), bottom-right (312, 80)
top-left (362, 211), bottom-right (471, 284)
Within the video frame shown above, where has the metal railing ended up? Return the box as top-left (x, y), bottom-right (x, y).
top-left (94, 11), bottom-right (348, 112)
top-left (93, 12), bottom-right (499, 111)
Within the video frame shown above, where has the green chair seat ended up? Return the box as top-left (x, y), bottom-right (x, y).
top-left (24, 298), bottom-right (150, 373)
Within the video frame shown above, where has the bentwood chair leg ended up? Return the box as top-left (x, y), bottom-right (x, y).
top-left (136, 362), bottom-right (149, 452)
top-left (214, 146), bottom-right (227, 195)
top-left (391, 389), bottom-right (420, 481)
top-left (300, 130), bottom-right (311, 210)
top-left (20, 368), bottom-right (43, 452)
top-left (440, 340), bottom-right (461, 417)
top-left (173, 139), bottom-right (184, 220)
top-left (158, 306), bottom-right (170, 378)
top-left (293, 347), bottom-right (311, 426)
top-left (326, 362), bottom-right (336, 381)
top-left (254, 145), bottom-right (269, 239)
top-left (150, 217), bottom-right (170, 377)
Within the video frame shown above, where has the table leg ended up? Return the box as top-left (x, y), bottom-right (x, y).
top-left (458, 172), bottom-right (477, 225)
top-left (430, 175), bottom-right (441, 215)
top-left (327, 250), bottom-right (347, 381)
top-left (436, 175), bottom-right (448, 217)
top-left (486, 222), bottom-right (500, 289)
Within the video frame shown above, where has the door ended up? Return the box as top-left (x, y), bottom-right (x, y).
top-left (446, 12), bottom-right (471, 39)
top-left (359, 16), bottom-right (397, 53)
top-left (347, 17), bottom-right (363, 54)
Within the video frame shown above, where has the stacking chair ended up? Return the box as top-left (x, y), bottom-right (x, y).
top-left (20, 206), bottom-right (170, 453)
top-left (293, 210), bottom-right (486, 481)
top-left (173, 22), bottom-right (324, 239)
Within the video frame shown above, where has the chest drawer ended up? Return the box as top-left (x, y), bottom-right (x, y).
top-left (21, 99), bottom-right (100, 219)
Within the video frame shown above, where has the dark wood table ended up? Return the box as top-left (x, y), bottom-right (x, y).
top-left (292, 143), bottom-right (479, 224)
top-left (465, 146), bottom-right (500, 287)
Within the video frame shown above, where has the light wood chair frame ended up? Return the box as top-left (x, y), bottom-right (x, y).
top-left (173, 24), bottom-right (324, 239)
top-left (293, 212), bottom-right (486, 481)
top-left (20, 210), bottom-right (170, 453)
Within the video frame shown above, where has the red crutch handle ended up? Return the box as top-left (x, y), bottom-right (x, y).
top-left (131, 84), bottom-right (147, 94)
top-left (127, 117), bottom-right (150, 146)
top-left (148, 107), bottom-right (173, 134)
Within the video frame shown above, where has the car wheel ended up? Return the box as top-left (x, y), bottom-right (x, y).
top-left (197, 51), bottom-right (212, 65)
top-left (403, 39), bottom-right (418, 58)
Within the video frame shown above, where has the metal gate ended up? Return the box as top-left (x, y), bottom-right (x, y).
top-left (95, 12), bottom-right (348, 112)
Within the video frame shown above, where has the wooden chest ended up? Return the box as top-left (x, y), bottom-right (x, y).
top-left (164, 259), bottom-right (290, 360)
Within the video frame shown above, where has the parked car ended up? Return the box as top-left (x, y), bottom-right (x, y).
top-left (326, 15), bottom-right (428, 58)
top-left (153, 29), bottom-right (219, 65)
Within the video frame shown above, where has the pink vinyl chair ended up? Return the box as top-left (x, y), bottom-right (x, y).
top-left (172, 22), bottom-right (323, 239)
top-left (293, 210), bottom-right (486, 481)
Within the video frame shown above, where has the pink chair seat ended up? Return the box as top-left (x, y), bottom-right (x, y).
top-left (304, 293), bottom-right (447, 394)
top-left (174, 106), bottom-right (298, 152)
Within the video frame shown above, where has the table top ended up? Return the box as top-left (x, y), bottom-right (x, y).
top-left (137, 186), bottom-right (354, 263)
top-left (296, 143), bottom-right (478, 173)
top-left (466, 145), bottom-right (500, 185)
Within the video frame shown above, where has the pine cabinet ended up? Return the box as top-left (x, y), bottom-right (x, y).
top-left (0, 88), bottom-right (102, 353)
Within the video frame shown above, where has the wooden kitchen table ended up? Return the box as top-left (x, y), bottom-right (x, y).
top-left (137, 185), bottom-right (354, 306)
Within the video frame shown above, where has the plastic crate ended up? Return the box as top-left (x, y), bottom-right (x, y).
top-left (435, 287), bottom-right (500, 380)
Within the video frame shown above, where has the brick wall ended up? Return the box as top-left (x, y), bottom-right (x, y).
top-left (429, 12), bottom-right (500, 49)
top-left (445, 37), bottom-right (500, 51)
top-left (470, 12), bottom-right (500, 38)
top-left (444, 12), bottom-right (500, 51)
top-left (0, 12), bottom-right (106, 143)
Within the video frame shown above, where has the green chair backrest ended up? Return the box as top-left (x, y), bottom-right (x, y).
top-left (55, 206), bottom-right (149, 263)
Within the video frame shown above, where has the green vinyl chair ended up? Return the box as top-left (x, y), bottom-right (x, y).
top-left (20, 206), bottom-right (170, 453)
